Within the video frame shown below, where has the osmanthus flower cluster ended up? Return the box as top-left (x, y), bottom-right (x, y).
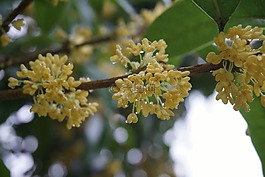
top-left (207, 25), bottom-right (265, 111)
top-left (102, 2), bottom-right (170, 57)
top-left (54, 26), bottom-right (93, 64)
top-left (110, 38), bottom-right (192, 123)
top-left (8, 53), bottom-right (98, 129)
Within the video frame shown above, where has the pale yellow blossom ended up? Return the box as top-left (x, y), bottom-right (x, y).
top-left (1, 34), bottom-right (11, 46)
top-left (111, 39), bottom-right (191, 122)
top-left (207, 25), bottom-right (265, 111)
top-left (8, 53), bottom-right (98, 129)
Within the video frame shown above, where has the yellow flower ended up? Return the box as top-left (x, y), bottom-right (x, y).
top-left (111, 39), bottom-right (191, 122)
top-left (140, 3), bottom-right (168, 24)
top-left (8, 77), bottom-right (19, 89)
top-left (1, 34), bottom-right (11, 47)
top-left (208, 25), bottom-right (265, 111)
top-left (68, 27), bottom-right (93, 64)
top-left (127, 113), bottom-right (138, 123)
top-left (8, 53), bottom-right (98, 129)
top-left (233, 84), bottom-right (253, 111)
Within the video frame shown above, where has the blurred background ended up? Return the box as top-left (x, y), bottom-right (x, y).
top-left (0, 0), bottom-right (262, 177)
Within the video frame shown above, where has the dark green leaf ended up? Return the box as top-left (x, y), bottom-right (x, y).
top-left (89, 0), bottom-right (105, 14)
top-left (144, 0), bottom-right (218, 61)
top-left (0, 159), bottom-right (10, 177)
top-left (240, 98), bottom-right (265, 175)
top-left (193, 0), bottom-right (240, 31)
top-left (34, 0), bottom-right (67, 34)
top-left (190, 72), bottom-right (215, 96)
top-left (226, 0), bottom-right (265, 29)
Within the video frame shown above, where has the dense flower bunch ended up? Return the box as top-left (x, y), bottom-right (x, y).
top-left (111, 38), bottom-right (192, 123)
top-left (8, 53), bottom-right (98, 129)
top-left (207, 25), bottom-right (265, 111)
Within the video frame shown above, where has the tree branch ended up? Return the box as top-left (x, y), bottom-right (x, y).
top-left (1, 0), bottom-right (33, 34)
top-left (0, 35), bottom-right (115, 70)
top-left (0, 63), bottom-right (221, 101)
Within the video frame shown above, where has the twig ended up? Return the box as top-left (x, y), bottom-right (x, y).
top-left (0, 35), bottom-right (115, 70)
top-left (74, 36), bottom-right (113, 48)
top-left (0, 42), bottom-right (69, 70)
top-left (0, 88), bottom-right (27, 100)
top-left (178, 63), bottom-right (222, 75)
top-left (1, 0), bottom-right (33, 34)
top-left (0, 63), bottom-right (221, 101)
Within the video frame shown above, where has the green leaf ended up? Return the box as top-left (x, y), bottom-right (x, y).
top-left (89, 0), bottom-right (105, 14)
top-left (193, 0), bottom-right (240, 31)
top-left (34, 0), bottom-right (67, 34)
top-left (0, 159), bottom-right (10, 177)
top-left (240, 98), bottom-right (265, 175)
top-left (144, 0), bottom-right (218, 61)
top-left (226, 0), bottom-right (265, 29)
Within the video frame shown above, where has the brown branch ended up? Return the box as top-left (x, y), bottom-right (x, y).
top-left (0, 63), bottom-right (221, 101)
top-left (178, 63), bottom-right (222, 75)
top-left (0, 42), bottom-right (69, 70)
top-left (74, 35), bottom-right (113, 48)
top-left (0, 35), bottom-right (115, 70)
top-left (0, 88), bottom-right (27, 100)
top-left (1, 0), bottom-right (33, 34)
top-left (0, 16), bottom-right (143, 69)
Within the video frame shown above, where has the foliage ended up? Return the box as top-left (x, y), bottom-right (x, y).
top-left (1, 0), bottom-right (265, 177)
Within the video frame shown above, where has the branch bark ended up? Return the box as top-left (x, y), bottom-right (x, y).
top-left (0, 35), bottom-right (114, 70)
top-left (0, 63), bottom-right (221, 101)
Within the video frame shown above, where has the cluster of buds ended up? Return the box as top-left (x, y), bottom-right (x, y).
top-left (207, 25), bottom-right (265, 111)
top-left (8, 53), bottom-right (98, 129)
top-left (110, 38), bottom-right (192, 123)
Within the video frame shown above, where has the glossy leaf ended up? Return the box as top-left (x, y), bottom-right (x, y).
top-left (226, 0), bottom-right (265, 29)
top-left (240, 98), bottom-right (265, 175)
top-left (34, 0), bottom-right (67, 34)
top-left (193, 0), bottom-right (240, 31)
top-left (0, 159), bottom-right (9, 177)
top-left (145, 0), bottom-right (218, 61)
